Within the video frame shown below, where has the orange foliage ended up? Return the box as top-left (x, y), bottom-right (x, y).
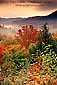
top-left (53, 79), bottom-right (57, 85)
top-left (52, 32), bottom-right (57, 38)
top-left (27, 62), bottom-right (42, 74)
top-left (31, 62), bottom-right (42, 72)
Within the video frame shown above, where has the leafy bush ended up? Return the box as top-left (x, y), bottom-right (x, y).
top-left (15, 25), bottom-right (39, 49)
top-left (41, 23), bottom-right (52, 44)
top-left (0, 80), bottom-right (11, 85)
top-left (28, 43), bottom-right (42, 63)
top-left (0, 23), bottom-right (57, 84)
top-left (0, 45), bottom-right (5, 65)
top-left (2, 45), bottom-right (30, 76)
top-left (29, 42), bottom-right (57, 78)
top-left (0, 38), bottom-right (17, 47)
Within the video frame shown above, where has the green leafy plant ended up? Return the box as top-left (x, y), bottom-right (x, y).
top-left (2, 46), bottom-right (30, 76)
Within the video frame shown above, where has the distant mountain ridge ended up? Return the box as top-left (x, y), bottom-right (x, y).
top-left (0, 10), bottom-right (57, 33)
top-left (0, 10), bottom-right (57, 22)
top-left (26, 10), bottom-right (57, 20)
top-left (47, 10), bottom-right (57, 19)
top-left (0, 10), bottom-right (57, 31)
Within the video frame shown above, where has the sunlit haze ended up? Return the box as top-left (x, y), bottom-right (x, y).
top-left (0, 3), bottom-right (57, 18)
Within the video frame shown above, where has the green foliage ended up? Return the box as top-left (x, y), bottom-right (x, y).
top-left (0, 23), bottom-right (57, 84)
top-left (0, 80), bottom-right (11, 85)
top-left (42, 23), bottom-right (52, 43)
top-left (28, 43), bottom-right (42, 63)
top-left (40, 44), bottom-right (57, 78)
top-left (29, 42), bottom-right (57, 78)
top-left (2, 47), bottom-right (30, 76)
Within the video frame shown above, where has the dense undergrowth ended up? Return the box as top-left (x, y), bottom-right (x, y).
top-left (0, 23), bottom-right (57, 85)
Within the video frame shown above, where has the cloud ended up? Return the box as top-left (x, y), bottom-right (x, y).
top-left (0, 0), bottom-right (57, 3)
top-left (0, 0), bottom-right (16, 3)
top-left (0, 0), bottom-right (4, 3)
top-left (0, 0), bottom-right (57, 11)
top-left (16, 0), bottom-right (57, 3)
top-left (38, 3), bottom-right (57, 11)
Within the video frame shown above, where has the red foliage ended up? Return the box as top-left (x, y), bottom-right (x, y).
top-left (0, 45), bottom-right (5, 65)
top-left (15, 25), bottom-right (39, 48)
top-left (0, 46), bottom-right (4, 58)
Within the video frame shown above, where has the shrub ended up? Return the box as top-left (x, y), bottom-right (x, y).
top-left (15, 25), bottom-right (39, 49)
top-left (0, 45), bottom-right (5, 65)
top-left (41, 23), bottom-right (52, 44)
top-left (2, 45), bottom-right (30, 76)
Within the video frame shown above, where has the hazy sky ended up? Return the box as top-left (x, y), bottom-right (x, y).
top-left (0, 0), bottom-right (57, 3)
top-left (0, 0), bottom-right (57, 18)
